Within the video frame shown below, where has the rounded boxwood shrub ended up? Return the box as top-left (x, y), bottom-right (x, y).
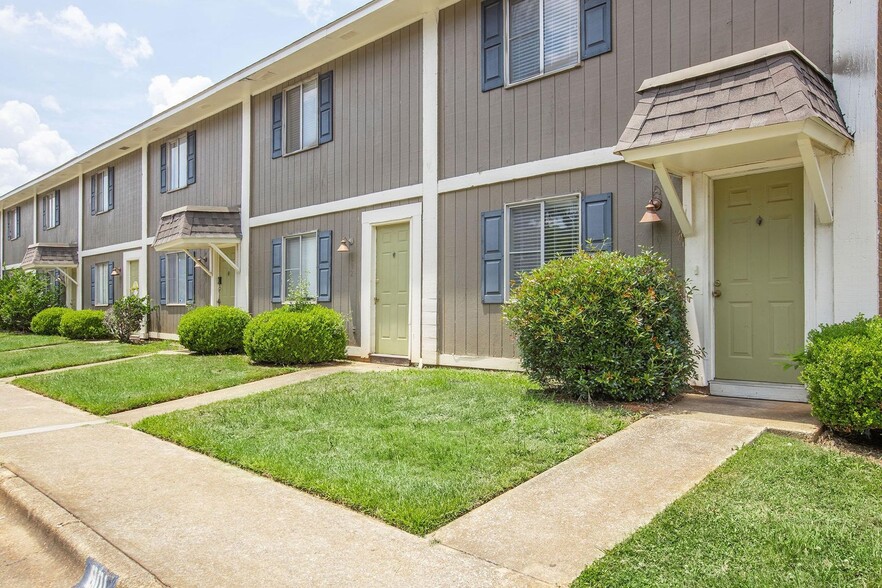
top-left (59, 309), bottom-right (110, 340)
top-left (31, 307), bottom-right (72, 336)
top-left (244, 306), bottom-right (347, 365)
top-left (503, 250), bottom-right (701, 402)
top-left (793, 315), bottom-right (882, 435)
top-left (178, 305), bottom-right (252, 354)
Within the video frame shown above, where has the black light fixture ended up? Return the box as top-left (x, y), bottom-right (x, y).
top-left (337, 238), bottom-right (354, 253)
top-left (640, 186), bottom-right (664, 224)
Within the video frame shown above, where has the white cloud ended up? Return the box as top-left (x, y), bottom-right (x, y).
top-left (40, 95), bottom-right (63, 114)
top-left (147, 75), bottom-right (213, 115)
top-left (0, 101), bottom-right (76, 195)
top-left (293, 0), bottom-right (334, 24)
top-left (0, 5), bottom-right (153, 68)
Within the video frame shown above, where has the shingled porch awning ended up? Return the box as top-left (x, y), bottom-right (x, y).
top-left (614, 41), bottom-right (852, 233)
top-left (20, 243), bottom-right (79, 284)
top-left (153, 206), bottom-right (242, 274)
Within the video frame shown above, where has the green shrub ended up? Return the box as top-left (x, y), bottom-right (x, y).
top-left (30, 307), bottom-right (72, 335)
top-left (178, 306), bottom-right (252, 354)
top-left (59, 310), bottom-right (110, 340)
top-left (0, 268), bottom-right (61, 332)
top-left (105, 294), bottom-right (155, 343)
top-left (503, 250), bottom-right (701, 402)
top-left (793, 315), bottom-right (882, 434)
top-left (244, 306), bottom-right (347, 365)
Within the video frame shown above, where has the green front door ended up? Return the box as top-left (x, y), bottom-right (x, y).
top-left (217, 247), bottom-right (236, 307)
top-left (714, 168), bottom-right (804, 384)
top-left (374, 223), bottom-right (410, 356)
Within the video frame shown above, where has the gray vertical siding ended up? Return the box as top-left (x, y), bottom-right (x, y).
top-left (81, 251), bottom-right (126, 311)
top-left (82, 151), bottom-right (142, 250)
top-left (147, 249), bottom-right (212, 335)
top-left (147, 105), bottom-right (242, 236)
top-left (438, 0), bottom-right (833, 179)
top-left (3, 198), bottom-right (34, 266)
top-left (250, 199), bottom-right (421, 346)
top-left (37, 179), bottom-right (78, 245)
top-left (251, 22), bottom-right (422, 219)
top-left (438, 163), bottom-right (685, 359)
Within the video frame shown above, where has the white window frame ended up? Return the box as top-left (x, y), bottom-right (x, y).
top-left (504, 0), bottom-right (582, 87)
top-left (8, 207), bottom-right (21, 240)
top-left (44, 193), bottom-right (59, 229)
top-left (94, 262), bottom-right (110, 307)
top-left (283, 231), bottom-right (318, 301)
top-left (166, 134), bottom-right (189, 192)
top-left (165, 252), bottom-right (188, 306)
top-left (283, 76), bottom-right (320, 156)
top-left (94, 169), bottom-right (111, 214)
top-left (504, 192), bottom-right (582, 299)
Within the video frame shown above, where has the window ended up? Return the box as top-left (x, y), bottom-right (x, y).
top-left (507, 0), bottom-right (580, 84)
top-left (284, 233), bottom-right (318, 298)
top-left (94, 263), bottom-right (109, 306)
top-left (507, 194), bottom-right (580, 287)
top-left (165, 252), bottom-right (188, 305)
top-left (167, 135), bottom-right (189, 191)
top-left (43, 191), bottom-right (60, 229)
top-left (94, 171), bottom-right (110, 213)
top-left (285, 78), bottom-right (319, 154)
top-left (6, 207), bottom-right (21, 240)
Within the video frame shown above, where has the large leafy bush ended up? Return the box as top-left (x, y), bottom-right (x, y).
top-left (504, 250), bottom-right (701, 402)
top-left (59, 310), bottom-right (110, 340)
top-left (0, 268), bottom-right (61, 332)
top-left (104, 293), bottom-right (155, 343)
top-left (244, 306), bottom-right (347, 365)
top-left (31, 307), bottom-right (72, 336)
top-left (178, 305), bottom-right (252, 354)
top-left (792, 315), bottom-right (882, 434)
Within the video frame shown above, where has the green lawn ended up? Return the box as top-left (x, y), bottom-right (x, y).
top-left (574, 434), bottom-right (882, 587)
top-left (14, 354), bottom-right (292, 415)
top-left (0, 341), bottom-right (174, 378)
top-left (135, 369), bottom-right (636, 535)
top-left (0, 333), bottom-right (68, 352)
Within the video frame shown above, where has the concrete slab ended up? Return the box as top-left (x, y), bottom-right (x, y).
top-left (431, 416), bottom-right (762, 586)
top-left (0, 383), bottom-right (99, 435)
top-left (110, 362), bottom-right (402, 425)
top-left (663, 393), bottom-right (820, 436)
top-left (0, 425), bottom-right (543, 588)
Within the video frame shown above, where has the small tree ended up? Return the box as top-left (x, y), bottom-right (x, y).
top-left (103, 292), bottom-right (154, 343)
top-left (0, 268), bottom-right (60, 332)
top-left (284, 275), bottom-right (315, 312)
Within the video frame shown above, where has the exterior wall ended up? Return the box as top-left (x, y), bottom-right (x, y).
top-left (147, 249), bottom-right (212, 335)
top-left (878, 0), bottom-right (882, 314)
top-left (82, 151), bottom-right (142, 251)
top-left (37, 179), bottom-right (78, 245)
top-left (438, 163), bottom-right (685, 358)
top-left (438, 0), bottom-right (834, 179)
top-left (81, 251), bottom-right (125, 311)
top-left (147, 105), bottom-right (242, 236)
top-left (250, 199), bottom-right (421, 346)
top-left (3, 198), bottom-right (35, 266)
top-left (250, 22), bottom-right (422, 219)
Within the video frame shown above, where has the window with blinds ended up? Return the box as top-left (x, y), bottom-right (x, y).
top-left (285, 78), bottom-right (319, 155)
top-left (508, 0), bottom-right (580, 84)
top-left (507, 194), bottom-right (580, 287)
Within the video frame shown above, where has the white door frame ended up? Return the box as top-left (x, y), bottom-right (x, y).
top-left (122, 249), bottom-right (143, 296)
top-left (209, 246), bottom-right (238, 308)
top-left (359, 203), bottom-right (423, 362)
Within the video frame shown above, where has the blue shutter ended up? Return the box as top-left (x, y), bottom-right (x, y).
top-left (581, 193), bottom-right (613, 251)
top-left (271, 238), bottom-right (283, 303)
top-left (14, 208), bottom-right (19, 239)
top-left (316, 230), bottom-right (332, 302)
top-left (107, 167), bottom-right (115, 210)
top-left (271, 93), bottom-right (284, 159)
top-left (90, 175), bottom-right (97, 215)
top-left (187, 131), bottom-right (197, 185)
top-left (4, 210), bottom-right (9, 240)
top-left (186, 255), bottom-right (196, 304)
top-left (481, 0), bottom-right (505, 92)
top-left (160, 144), bottom-right (168, 193)
top-left (481, 210), bottom-right (505, 303)
top-left (581, 0), bottom-right (612, 60)
top-left (107, 261), bottom-right (115, 305)
top-left (42, 196), bottom-right (47, 231)
top-left (318, 72), bottom-right (334, 145)
top-left (90, 265), bottom-right (96, 307)
top-left (54, 190), bottom-right (61, 227)
top-left (159, 255), bottom-right (167, 305)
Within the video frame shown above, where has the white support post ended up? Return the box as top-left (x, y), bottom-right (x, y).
top-left (237, 95), bottom-right (252, 312)
top-left (653, 161), bottom-right (694, 236)
top-left (76, 169), bottom-right (84, 309)
top-left (210, 244), bottom-right (240, 272)
top-left (420, 10), bottom-right (440, 366)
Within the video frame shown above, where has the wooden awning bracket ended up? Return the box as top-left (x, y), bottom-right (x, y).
top-left (653, 161), bottom-right (695, 237)
top-left (797, 137), bottom-right (833, 224)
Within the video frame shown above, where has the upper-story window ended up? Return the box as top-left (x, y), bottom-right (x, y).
top-left (508, 0), bottom-right (581, 84)
top-left (160, 131), bottom-right (196, 193)
top-left (271, 72), bottom-right (334, 159)
top-left (90, 168), bottom-right (114, 215)
top-left (5, 207), bottom-right (21, 241)
top-left (43, 190), bottom-right (61, 230)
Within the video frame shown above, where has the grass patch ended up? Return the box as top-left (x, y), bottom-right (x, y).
top-left (0, 341), bottom-right (174, 378)
top-left (135, 368), bottom-right (635, 535)
top-left (0, 333), bottom-right (68, 352)
top-left (574, 433), bottom-right (882, 587)
top-left (14, 354), bottom-right (292, 415)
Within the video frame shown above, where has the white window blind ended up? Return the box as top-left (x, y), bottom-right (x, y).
top-left (508, 0), bottom-right (580, 84)
top-left (166, 253), bottom-right (187, 305)
top-left (95, 263), bottom-right (109, 306)
top-left (94, 171), bottom-right (110, 213)
top-left (285, 233), bottom-right (318, 298)
top-left (507, 195), bottom-right (580, 287)
top-left (168, 135), bottom-right (188, 191)
top-left (46, 194), bottom-right (58, 228)
top-left (285, 78), bottom-right (319, 155)
top-left (286, 85), bottom-right (302, 154)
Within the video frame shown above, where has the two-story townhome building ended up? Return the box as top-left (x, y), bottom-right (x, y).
top-left (1, 0), bottom-right (878, 403)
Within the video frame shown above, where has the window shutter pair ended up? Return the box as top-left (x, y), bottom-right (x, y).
top-left (186, 255), bottom-right (196, 304)
top-left (159, 255), bottom-right (167, 305)
top-left (480, 0), bottom-right (612, 91)
top-left (269, 233), bottom-right (333, 303)
top-left (108, 262), bottom-right (115, 305)
top-left (270, 71), bottom-right (334, 158)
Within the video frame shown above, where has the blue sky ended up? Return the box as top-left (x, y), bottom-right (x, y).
top-left (0, 0), bottom-right (365, 193)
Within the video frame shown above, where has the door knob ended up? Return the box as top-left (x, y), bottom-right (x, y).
top-left (374, 297), bottom-right (379, 304)
top-left (712, 290), bottom-right (722, 298)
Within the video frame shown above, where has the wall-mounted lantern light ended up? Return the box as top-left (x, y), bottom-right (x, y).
top-left (110, 267), bottom-right (122, 277)
top-left (640, 186), bottom-right (664, 224)
top-left (337, 238), bottom-right (354, 254)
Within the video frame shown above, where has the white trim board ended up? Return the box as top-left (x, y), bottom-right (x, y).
top-left (438, 354), bottom-right (523, 372)
top-left (710, 380), bottom-right (808, 403)
top-left (148, 331), bottom-right (180, 341)
top-left (80, 240), bottom-right (144, 258)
